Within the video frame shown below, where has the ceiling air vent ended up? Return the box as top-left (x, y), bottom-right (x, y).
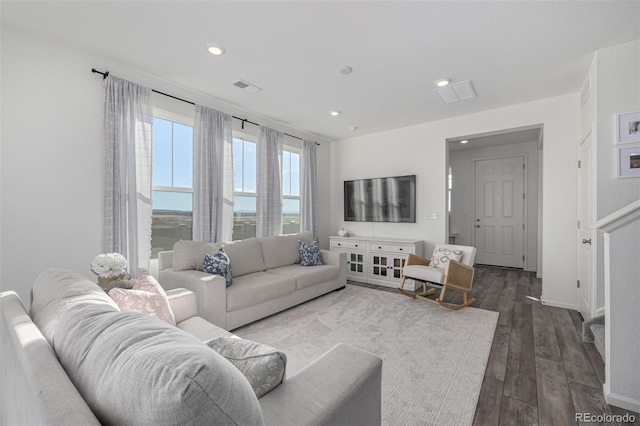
top-left (233, 80), bottom-right (262, 94)
top-left (435, 80), bottom-right (477, 104)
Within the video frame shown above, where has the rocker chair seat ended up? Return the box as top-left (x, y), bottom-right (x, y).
top-left (398, 244), bottom-right (477, 310)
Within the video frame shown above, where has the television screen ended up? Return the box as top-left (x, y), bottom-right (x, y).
top-left (344, 175), bottom-right (416, 223)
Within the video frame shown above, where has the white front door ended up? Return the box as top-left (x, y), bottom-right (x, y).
top-left (578, 131), bottom-right (594, 320)
top-left (474, 156), bottom-right (525, 268)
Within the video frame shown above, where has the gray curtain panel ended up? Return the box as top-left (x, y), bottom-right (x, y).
top-left (103, 76), bottom-right (152, 277)
top-left (300, 140), bottom-right (318, 237)
top-left (193, 105), bottom-right (233, 243)
top-left (256, 127), bottom-right (283, 237)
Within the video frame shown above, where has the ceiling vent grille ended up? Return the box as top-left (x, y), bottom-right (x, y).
top-left (435, 80), bottom-right (477, 104)
top-left (233, 80), bottom-right (262, 94)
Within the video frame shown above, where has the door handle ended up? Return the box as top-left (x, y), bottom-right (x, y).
top-left (476, 225), bottom-right (480, 228)
top-left (582, 238), bottom-right (592, 245)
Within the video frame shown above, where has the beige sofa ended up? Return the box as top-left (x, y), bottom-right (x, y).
top-left (158, 232), bottom-right (347, 330)
top-left (0, 268), bottom-right (382, 425)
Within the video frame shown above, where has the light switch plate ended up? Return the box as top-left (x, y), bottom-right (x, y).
top-left (424, 212), bottom-right (439, 220)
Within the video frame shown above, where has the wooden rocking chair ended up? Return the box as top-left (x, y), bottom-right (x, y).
top-left (397, 245), bottom-right (477, 310)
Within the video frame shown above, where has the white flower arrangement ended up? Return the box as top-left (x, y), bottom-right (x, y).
top-left (91, 252), bottom-right (128, 278)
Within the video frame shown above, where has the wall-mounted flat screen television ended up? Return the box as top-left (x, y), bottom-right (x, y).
top-left (344, 175), bottom-right (416, 223)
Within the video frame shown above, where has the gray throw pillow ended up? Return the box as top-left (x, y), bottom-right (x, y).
top-left (54, 304), bottom-right (264, 426)
top-left (207, 337), bottom-right (287, 398)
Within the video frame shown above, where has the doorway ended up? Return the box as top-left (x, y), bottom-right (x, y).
top-left (447, 126), bottom-right (541, 273)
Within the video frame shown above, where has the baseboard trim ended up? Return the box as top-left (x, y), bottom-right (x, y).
top-left (604, 383), bottom-right (640, 413)
top-left (540, 297), bottom-right (577, 310)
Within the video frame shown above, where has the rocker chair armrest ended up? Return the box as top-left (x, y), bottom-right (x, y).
top-left (405, 253), bottom-right (430, 267)
top-left (443, 260), bottom-right (475, 291)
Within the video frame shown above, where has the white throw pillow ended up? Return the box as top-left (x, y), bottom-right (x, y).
top-left (430, 248), bottom-right (463, 270)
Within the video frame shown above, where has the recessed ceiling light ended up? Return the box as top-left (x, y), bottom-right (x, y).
top-left (339, 66), bottom-right (353, 75)
top-left (207, 44), bottom-right (225, 56)
top-left (329, 110), bottom-right (341, 116)
top-left (434, 78), bottom-right (452, 88)
top-left (460, 140), bottom-right (469, 144)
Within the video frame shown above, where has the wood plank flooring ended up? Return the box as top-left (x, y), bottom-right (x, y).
top-left (349, 265), bottom-right (640, 425)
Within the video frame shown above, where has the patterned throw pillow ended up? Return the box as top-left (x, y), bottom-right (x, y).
top-left (207, 337), bottom-right (287, 398)
top-left (298, 238), bottom-right (324, 266)
top-left (108, 271), bottom-right (176, 325)
top-left (203, 248), bottom-right (232, 287)
top-left (430, 248), bottom-right (463, 270)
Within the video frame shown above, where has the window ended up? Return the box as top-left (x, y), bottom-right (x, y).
top-left (447, 166), bottom-right (453, 212)
top-left (231, 138), bottom-right (301, 240)
top-left (151, 116), bottom-right (194, 258)
top-left (282, 149), bottom-right (300, 234)
top-left (232, 137), bottom-right (257, 240)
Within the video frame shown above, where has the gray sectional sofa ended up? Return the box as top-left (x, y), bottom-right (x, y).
top-left (158, 232), bottom-right (347, 330)
top-left (0, 268), bottom-right (382, 425)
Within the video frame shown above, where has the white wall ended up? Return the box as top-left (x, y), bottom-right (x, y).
top-left (596, 40), bottom-right (640, 218)
top-left (449, 140), bottom-right (540, 272)
top-left (0, 25), bottom-right (332, 306)
top-left (593, 39), bottom-right (640, 411)
top-left (331, 94), bottom-right (580, 308)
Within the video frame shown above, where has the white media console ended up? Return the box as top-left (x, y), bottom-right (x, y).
top-left (329, 236), bottom-right (423, 291)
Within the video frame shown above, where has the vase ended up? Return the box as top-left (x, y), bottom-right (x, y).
top-left (338, 228), bottom-right (349, 237)
top-left (98, 272), bottom-right (126, 291)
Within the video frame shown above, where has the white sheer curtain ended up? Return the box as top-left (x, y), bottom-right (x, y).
top-left (256, 126), bottom-right (283, 237)
top-left (193, 105), bottom-right (233, 243)
top-left (300, 140), bottom-right (318, 237)
top-left (103, 75), bottom-right (152, 277)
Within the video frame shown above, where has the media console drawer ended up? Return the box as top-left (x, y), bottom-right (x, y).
top-left (331, 240), bottom-right (365, 250)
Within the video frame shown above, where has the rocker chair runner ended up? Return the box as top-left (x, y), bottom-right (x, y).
top-left (397, 244), bottom-right (477, 310)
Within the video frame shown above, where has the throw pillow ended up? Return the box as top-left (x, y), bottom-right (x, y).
top-left (207, 337), bottom-right (287, 399)
top-left (298, 238), bottom-right (324, 266)
top-left (430, 248), bottom-right (463, 270)
top-left (108, 271), bottom-right (176, 326)
top-left (203, 248), bottom-right (233, 287)
top-left (54, 304), bottom-right (264, 426)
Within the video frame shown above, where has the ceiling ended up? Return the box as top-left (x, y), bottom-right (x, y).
top-left (2, 1), bottom-right (639, 141)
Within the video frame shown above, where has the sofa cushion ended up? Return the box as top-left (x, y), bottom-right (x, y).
top-left (402, 264), bottom-right (445, 284)
top-left (207, 337), bottom-right (287, 398)
top-left (298, 238), bottom-right (324, 266)
top-left (173, 240), bottom-right (220, 271)
top-left (266, 264), bottom-right (340, 290)
top-left (108, 272), bottom-right (176, 325)
top-left (29, 268), bottom-right (119, 345)
top-left (54, 304), bottom-right (264, 426)
top-left (226, 272), bottom-right (296, 312)
top-left (222, 238), bottom-right (266, 277)
top-left (203, 248), bottom-right (233, 287)
top-left (259, 232), bottom-right (312, 270)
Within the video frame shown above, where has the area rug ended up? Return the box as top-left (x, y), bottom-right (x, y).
top-left (234, 284), bottom-right (499, 426)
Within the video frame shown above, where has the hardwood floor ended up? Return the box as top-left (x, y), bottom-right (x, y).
top-left (349, 265), bottom-right (640, 426)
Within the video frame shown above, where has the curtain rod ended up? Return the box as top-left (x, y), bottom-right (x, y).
top-left (91, 68), bottom-right (319, 145)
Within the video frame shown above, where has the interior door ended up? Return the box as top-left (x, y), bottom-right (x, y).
top-left (474, 156), bottom-right (525, 268)
top-left (578, 132), bottom-right (594, 320)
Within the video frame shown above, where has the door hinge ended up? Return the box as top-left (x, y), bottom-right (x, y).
top-left (523, 193), bottom-right (525, 200)
top-left (523, 255), bottom-right (525, 262)
top-left (577, 280), bottom-right (581, 288)
top-left (578, 220), bottom-right (581, 228)
top-left (578, 160), bottom-right (581, 168)
top-left (523, 163), bottom-right (526, 170)
top-left (523, 224), bottom-right (525, 230)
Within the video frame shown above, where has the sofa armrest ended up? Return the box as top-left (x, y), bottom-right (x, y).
top-left (320, 249), bottom-right (346, 267)
top-left (259, 343), bottom-right (382, 426)
top-left (166, 288), bottom-right (198, 324)
top-left (158, 250), bottom-right (174, 271)
top-left (159, 269), bottom-right (228, 329)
